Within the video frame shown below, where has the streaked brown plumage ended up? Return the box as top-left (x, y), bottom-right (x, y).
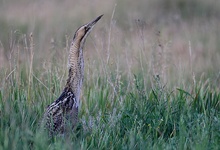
top-left (42, 15), bottom-right (103, 136)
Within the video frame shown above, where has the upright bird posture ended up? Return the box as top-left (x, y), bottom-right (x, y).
top-left (42, 15), bottom-right (103, 135)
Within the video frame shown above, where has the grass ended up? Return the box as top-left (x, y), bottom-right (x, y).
top-left (0, 0), bottom-right (220, 149)
top-left (0, 64), bottom-right (219, 149)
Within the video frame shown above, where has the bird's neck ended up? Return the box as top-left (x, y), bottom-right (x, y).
top-left (65, 40), bottom-right (84, 107)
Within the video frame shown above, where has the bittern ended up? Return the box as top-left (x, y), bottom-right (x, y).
top-left (42, 15), bottom-right (103, 135)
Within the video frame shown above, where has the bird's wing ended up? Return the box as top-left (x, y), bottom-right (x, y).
top-left (43, 87), bottom-right (77, 134)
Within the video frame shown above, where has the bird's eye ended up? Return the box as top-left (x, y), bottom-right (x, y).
top-left (85, 27), bottom-right (89, 32)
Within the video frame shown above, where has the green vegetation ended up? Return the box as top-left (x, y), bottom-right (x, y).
top-left (0, 64), bottom-right (219, 149)
top-left (0, 0), bottom-right (220, 149)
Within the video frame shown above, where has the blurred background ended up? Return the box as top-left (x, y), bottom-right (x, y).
top-left (0, 0), bottom-right (220, 88)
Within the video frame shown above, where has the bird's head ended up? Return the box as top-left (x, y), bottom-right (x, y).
top-left (73, 15), bottom-right (103, 47)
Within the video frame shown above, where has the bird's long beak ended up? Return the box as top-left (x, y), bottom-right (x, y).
top-left (86, 14), bottom-right (103, 30)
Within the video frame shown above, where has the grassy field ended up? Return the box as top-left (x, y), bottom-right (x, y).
top-left (0, 0), bottom-right (220, 149)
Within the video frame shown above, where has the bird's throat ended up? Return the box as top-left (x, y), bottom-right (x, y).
top-left (65, 42), bottom-right (84, 107)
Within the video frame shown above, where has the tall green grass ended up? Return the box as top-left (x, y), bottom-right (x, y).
top-left (0, 55), bottom-right (219, 149)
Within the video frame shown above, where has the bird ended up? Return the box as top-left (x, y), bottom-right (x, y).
top-left (41, 15), bottom-right (103, 136)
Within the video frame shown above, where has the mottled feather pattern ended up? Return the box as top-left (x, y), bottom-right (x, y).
top-left (43, 87), bottom-right (77, 135)
top-left (41, 15), bottom-right (102, 136)
top-left (67, 43), bottom-right (84, 107)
